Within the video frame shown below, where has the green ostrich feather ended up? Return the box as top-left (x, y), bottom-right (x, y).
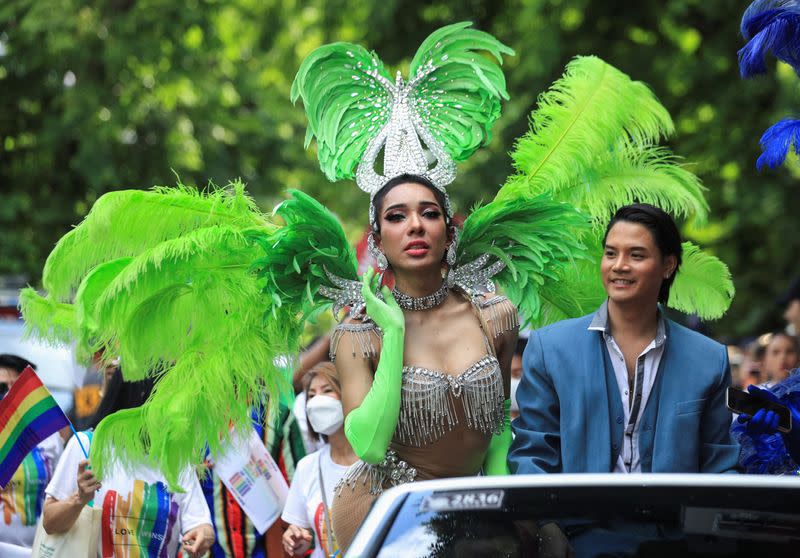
top-left (42, 181), bottom-right (270, 301)
top-left (291, 43), bottom-right (392, 181)
top-left (409, 22), bottom-right (514, 162)
top-left (253, 190), bottom-right (358, 347)
top-left (22, 181), bottom-right (289, 487)
top-left (552, 145), bottom-right (708, 229)
top-left (458, 195), bottom-right (589, 326)
top-left (17, 288), bottom-right (76, 347)
top-left (498, 55), bottom-right (673, 203)
top-left (496, 55), bottom-right (732, 319)
top-left (669, 242), bottom-right (735, 320)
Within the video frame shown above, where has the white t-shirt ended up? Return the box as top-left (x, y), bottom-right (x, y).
top-left (46, 432), bottom-right (211, 558)
top-left (0, 433), bottom-right (64, 547)
top-left (281, 445), bottom-right (349, 558)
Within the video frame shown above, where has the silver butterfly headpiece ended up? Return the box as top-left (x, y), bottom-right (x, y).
top-left (357, 69), bottom-right (456, 229)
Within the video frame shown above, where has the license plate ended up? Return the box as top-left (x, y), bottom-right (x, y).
top-left (419, 489), bottom-right (505, 512)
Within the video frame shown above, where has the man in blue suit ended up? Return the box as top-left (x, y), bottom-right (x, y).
top-left (509, 204), bottom-right (740, 474)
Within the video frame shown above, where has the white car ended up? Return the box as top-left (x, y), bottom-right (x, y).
top-left (347, 474), bottom-right (800, 557)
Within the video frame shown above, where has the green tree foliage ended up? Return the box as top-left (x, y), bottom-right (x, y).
top-left (2, 0), bottom-right (798, 337)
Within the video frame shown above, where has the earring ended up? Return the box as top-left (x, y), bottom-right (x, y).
top-left (377, 252), bottom-right (388, 271)
top-left (446, 227), bottom-right (458, 266)
top-left (368, 233), bottom-right (388, 271)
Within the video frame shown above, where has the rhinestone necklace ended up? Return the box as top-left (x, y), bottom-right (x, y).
top-left (391, 282), bottom-right (449, 311)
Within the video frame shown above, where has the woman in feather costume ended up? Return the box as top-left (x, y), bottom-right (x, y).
top-left (20, 22), bottom-right (735, 553)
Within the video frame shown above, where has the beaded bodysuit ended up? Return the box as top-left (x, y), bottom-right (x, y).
top-left (329, 293), bottom-right (516, 494)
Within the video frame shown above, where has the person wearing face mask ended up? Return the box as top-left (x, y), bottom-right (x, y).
top-left (281, 362), bottom-right (357, 558)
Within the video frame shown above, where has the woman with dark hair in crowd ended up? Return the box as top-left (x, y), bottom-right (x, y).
top-left (0, 354), bottom-right (64, 550)
top-left (42, 368), bottom-right (215, 557)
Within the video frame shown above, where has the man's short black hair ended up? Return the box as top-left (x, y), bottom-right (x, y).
top-left (0, 354), bottom-right (37, 374)
top-left (603, 203), bottom-right (683, 305)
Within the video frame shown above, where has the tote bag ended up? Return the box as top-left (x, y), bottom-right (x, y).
top-left (31, 432), bottom-right (102, 558)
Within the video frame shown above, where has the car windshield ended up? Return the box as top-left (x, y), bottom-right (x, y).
top-left (375, 485), bottom-right (800, 557)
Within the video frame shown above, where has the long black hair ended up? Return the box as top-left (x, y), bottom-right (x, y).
top-left (85, 367), bottom-right (155, 430)
top-left (603, 203), bottom-right (683, 304)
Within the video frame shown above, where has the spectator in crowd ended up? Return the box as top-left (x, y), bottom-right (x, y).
top-left (0, 354), bottom-right (64, 550)
top-left (199, 400), bottom-right (306, 558)
top-left (43, 368), bottom-right (215, 557)
top-left (738, 337), bottom-right (767, 388)
top-left (509, 204), bottom-right (740, 474)
top-left (760, 331), bottom-right (800, 387)
top-left (778, 276), bottom-right (800, 336)
top-left (282, 362), bottom-right (357, 558)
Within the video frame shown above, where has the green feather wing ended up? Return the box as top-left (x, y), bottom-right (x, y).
top-left (669, 242), bottom-right (735, 320)
top-left (18, 288), bottom-right (77, 347)
top-left (410, 22), bottom-right (514, 162)
top-left (458, 195), bottom-right (589, 326)
top-left (291, 43), bottom-right (392, 181)
top-left (41, 181), bottom-right (270, 301)
top-left (254, 190), bottom-right (358, 342)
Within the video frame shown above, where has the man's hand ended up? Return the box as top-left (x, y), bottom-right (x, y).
top-left (282, 524), bottom-right (313, 556)
top-left (181, 524), bottom-right (215, 557)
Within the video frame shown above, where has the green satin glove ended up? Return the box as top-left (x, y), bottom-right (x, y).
top-left (483, 399), bottom-right (512, 475)
top-left (344, 268), bottom-right (405, 464)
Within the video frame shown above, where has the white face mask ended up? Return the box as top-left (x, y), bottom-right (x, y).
top-left (306, 394), bottom-right (344, 436)
top-left (510, 377), bottom-right (521, 412)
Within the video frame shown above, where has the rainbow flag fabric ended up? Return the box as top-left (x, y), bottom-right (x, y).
top-left (0, 366), bottom-right (70, 488)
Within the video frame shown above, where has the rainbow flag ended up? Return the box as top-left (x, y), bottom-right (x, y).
top-left (0, 366), bottom-right (69, 488)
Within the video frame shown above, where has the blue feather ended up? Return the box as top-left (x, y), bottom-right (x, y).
top-left (756, 118), bottom-right (800, 169)
top-left (739, 0), bottom-right (800, 77)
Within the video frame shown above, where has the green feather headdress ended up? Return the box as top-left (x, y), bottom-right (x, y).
top-left (292, 22), bottom-right (514, 225)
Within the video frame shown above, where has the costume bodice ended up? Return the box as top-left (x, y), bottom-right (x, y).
top-left (330, 293), bottom-right (515, 449)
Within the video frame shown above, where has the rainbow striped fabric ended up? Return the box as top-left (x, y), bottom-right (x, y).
top-left (0, 366), bottom-right (69, 488)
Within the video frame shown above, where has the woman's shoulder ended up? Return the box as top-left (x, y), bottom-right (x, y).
top-left (329, 317), bottom-right (381, 363)
top-left (472, 292), bottom-right (518, 340)
top-left (294, 446), bottom-right (326, 478)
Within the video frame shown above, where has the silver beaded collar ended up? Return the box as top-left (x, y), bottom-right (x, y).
top-left (391, 282), bottom-right (449, 311)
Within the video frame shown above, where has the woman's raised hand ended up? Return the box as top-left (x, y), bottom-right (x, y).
top-left (361, 268), bottom-right (404, 333)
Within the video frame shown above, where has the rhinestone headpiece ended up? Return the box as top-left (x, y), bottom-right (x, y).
top-left (359, 69), bottom-right (455, 228)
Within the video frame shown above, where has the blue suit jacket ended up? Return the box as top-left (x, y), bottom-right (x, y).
top-left (508, 311), bottom-right (740, 474)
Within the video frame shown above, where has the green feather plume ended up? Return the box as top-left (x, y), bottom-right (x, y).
top-left (458, 195), bottom-right (589, 326)
top-left (493, 55), bottom-right (731, 319)
top-left (291, 43), bottom-right (392, 181)
top-left (42, 181), bottom-right (270, 301)
top-left (409, 22), bottom-right (515, 162)
top-left (498, 55), bottom-right (674, 203)
top-left (253, 190), bottom-right (358, 346)
top-left (555, 145), bottom-right (708, 229)
top-left (22, 182), bottom-right (289, 488)
top-left (18, 288), bottom-right (76, 347)
top-left (669, 242), bottom-right (735, 320)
